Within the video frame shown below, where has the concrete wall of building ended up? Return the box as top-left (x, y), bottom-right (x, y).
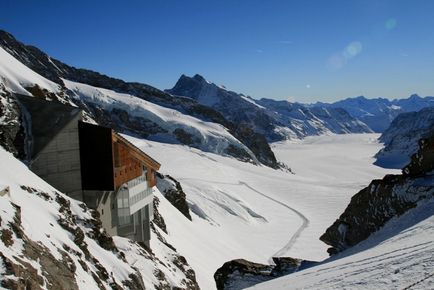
top-left (30, 114), bottom-right (153, 246)
top-left (83, 190), bottom-right (118, 237)
top-left (31, 114), bottom-right (84, 201)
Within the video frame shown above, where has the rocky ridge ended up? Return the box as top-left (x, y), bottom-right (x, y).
top-left (314, 94), bottom-right (434, 132)
top-left (167, 74), bottom-right (373, 141)
top-left (213, 258), bottom-right (315, 290)
top-left (375, 106), bottom-right (434, 169)
top-left (320, 133), bottom-right (434, 255)
top-left (0, 30), bottom-right (279, 168)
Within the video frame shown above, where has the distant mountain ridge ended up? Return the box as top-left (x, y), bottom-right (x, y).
top-left (167, 74), bottom-right (373, 141)
top-left (375, 107), bottom-right (434, 169)
top-left (0, 29), bottom-right (279, 168)
top-left (314, 95), bottom-right (434, 132)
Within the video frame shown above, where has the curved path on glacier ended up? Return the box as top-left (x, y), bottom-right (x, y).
top-left (238, 181), bottom-right (310, 264)
top-left (178, 177), bottom-right (310, 264)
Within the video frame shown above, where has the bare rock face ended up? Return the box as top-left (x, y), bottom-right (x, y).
top-left (0, 87), bottom-right (24, 158)
top-left (156, 173), bottom-right (192, 221)
top-left (321, 134), bottom-right (434, 255)
top-left (213, 257), bottom-right (315, 290)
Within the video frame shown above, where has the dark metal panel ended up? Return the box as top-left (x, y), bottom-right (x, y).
top-left (78, 121), bottom-right (114, 190)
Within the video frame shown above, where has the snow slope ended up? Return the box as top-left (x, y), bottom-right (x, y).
top-left (0, 146), bottom-right (197, 289)
top-left (0, 45), bottom-right (257, 163)
top-left (248, 196), bottom-right (434, 290)
top-left (375, 107), bottom-right (434, 169)
top-left (0, 46), bottom-right (60, 95)
top-left (125, 133), bottom-right (396, 289)
top-left (64, 79), bottom-right (256, 161)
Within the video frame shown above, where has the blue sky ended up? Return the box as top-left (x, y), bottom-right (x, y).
top-left (2, 0), bottom-right (434, 102)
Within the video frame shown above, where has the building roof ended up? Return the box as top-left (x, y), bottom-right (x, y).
top-left (15, 94), bottom-right (81, 158)
top-left (112, 132), bottom-right (161, 170)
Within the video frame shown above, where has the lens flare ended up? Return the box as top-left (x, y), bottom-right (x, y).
top-left (345, 41), bottom-right (362, 57)
top-left (327, 41), bottom-right (362, 70)
top-left (385, 18), bottom-right (397, 30)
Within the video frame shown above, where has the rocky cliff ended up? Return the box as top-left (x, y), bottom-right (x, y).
top-left (321, 133), bottom-right (434, 255)
top-left (375, 107), bottom-right (434, 169)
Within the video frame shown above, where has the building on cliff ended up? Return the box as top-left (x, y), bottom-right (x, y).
top-left (16, 94), bottom-right (160, 246)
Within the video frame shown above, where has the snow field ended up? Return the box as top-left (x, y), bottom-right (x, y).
top-left (127, 133), bottom-right (396, 289)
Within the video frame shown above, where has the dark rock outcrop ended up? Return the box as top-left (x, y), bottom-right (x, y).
top-left (156, 173), bottom-right (192, 221)
top-left (0, 87), bottom-right (25, 157)
top-left (214, 257), bottom-right (315, 290)
top-left (321, 134), bottom-right (434, 255)
top-left (231, 124), bottom-right (278, 168)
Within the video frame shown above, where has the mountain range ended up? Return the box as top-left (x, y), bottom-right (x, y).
top-left (314, 94), bottom-right (434, 132)
top-left (375, 106), bottom-right (434, 169)
top-left (1, 28), bottom-right (434, 289)
top-left (167, 74), bottom-right (372, 141)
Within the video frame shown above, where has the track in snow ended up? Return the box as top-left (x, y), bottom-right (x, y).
top-left (178, 177), bottom-right (310, 264)
top-left (238, 181), bottom-right (310, 264)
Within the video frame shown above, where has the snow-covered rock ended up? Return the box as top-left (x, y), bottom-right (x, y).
top-left (375, 107), bottom-right (434, 169)
top-left (257, 98), bottom-right (372, 138)
top-left (0, 29), bottom-right (279, 168)
top-left (63, 79), bottom-right (257, 162)
top-left (246, 133), bottom-right (434, 290)
top-left (167, 75), bottom-right (373, 141)
top-left (0, 36), bottom-right (260, 165)
top-left (315, 94), bottom-right (434, 132)
top-left (321, 132), bottom-right (434, 255)
top-left (0, 146), bottom-right (199, 289)
top-left (248, 197), bottom-right (434, 290)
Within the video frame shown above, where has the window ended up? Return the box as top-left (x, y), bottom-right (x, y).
top-left (117, 188), bottom-right (132, 226)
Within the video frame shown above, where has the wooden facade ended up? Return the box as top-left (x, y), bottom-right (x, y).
top-left (112, 132), bottom-right (160, 189)
top-left (78, 121), bottom-right (161, 191)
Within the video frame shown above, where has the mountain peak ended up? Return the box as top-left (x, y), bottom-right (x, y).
top-left (176, 74), bottom-right (209, 86)
top-left (408, 93), bottom-right (421, 100)
top-left (193, 74), bottom-right (206, 82)
top-left (354, 95), bottom-right (367, 101)
top-left (0, 29), bottom-right (16, 41)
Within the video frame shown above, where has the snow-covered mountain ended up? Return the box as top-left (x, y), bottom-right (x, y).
top-left (375, 107), bottom-right (434, 169)
top-left (0, 146), bottom-right (199, 289)
top-left (0, 30), bottom-right (279, 168)
top-left (0, 45), bottom-right (260, 165)
top-left (256, 98), bottom-right (372, 137)
top-left (167, 74), bottom-right (373, 141)
top-left (314, 94), bottom-right (434, 132)
top-left (242, 129), bottom-right (434, 290)
top-left (1, 27), bottom-right (432, 290)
